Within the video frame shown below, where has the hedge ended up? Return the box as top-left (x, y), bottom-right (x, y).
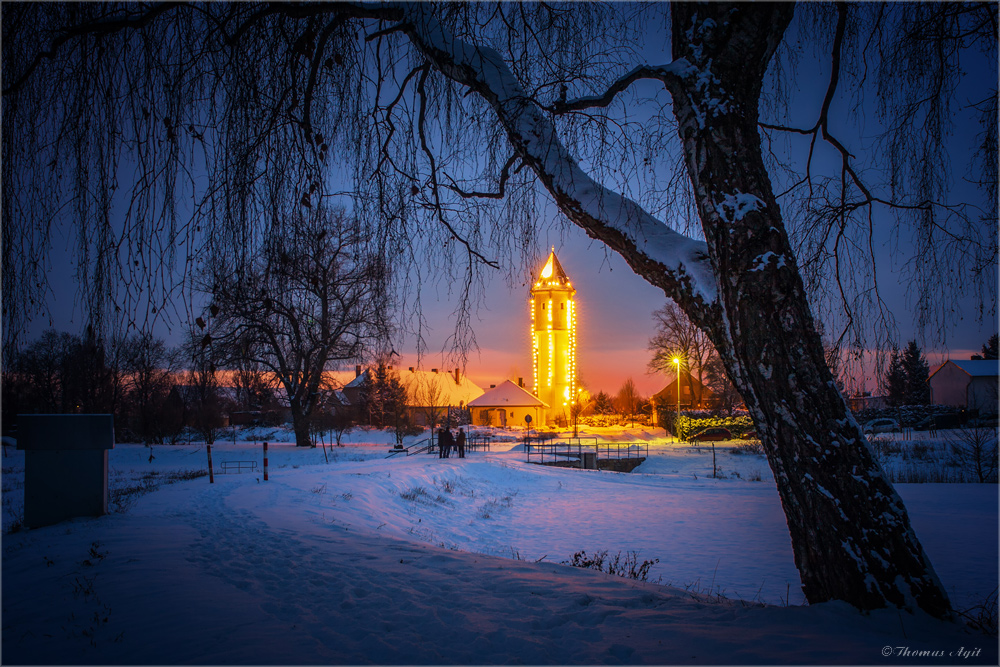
top-left (675, 415), bottom-right (755, 441)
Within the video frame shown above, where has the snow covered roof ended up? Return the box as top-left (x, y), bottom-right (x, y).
top-left (324, 370), bottom-right (364, 389)
top-left (397, 369), bottom-right (483, 407)
top-left (345, 367), bottom-right (484, 407)
top-left (931, 360), bottom-right (999, 379)
top-left (468, 380), bottom-right (549, 408)
top-left (651, 372), bottom-right (714, 402)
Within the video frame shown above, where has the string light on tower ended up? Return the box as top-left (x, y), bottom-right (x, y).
top-left (529, 249), bottom-right (577, 425)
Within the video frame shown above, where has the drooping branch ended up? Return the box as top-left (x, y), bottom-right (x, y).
top-left (2, 2), bottom-right (186, 97)
top-left (443, 154), bottom-right (521, 200)
top-left (391, 5), bottom-right (719, 327)
top-left (413, 64), bottom-right (499, 270)
top-left (758, 5), bottom-right (872, 202)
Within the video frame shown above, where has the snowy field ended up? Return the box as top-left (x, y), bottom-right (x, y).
top-left (2, 426), bottom-right (997, 665)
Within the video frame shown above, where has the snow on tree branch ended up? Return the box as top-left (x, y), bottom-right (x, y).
top-left (391, 4), bottom-right (718, 311)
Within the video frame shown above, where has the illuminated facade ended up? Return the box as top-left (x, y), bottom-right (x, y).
top-left (530, 249), bottom-right (577, 424)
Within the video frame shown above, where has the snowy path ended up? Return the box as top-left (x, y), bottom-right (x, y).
top-left (2, 443), bottom-right (997, 664)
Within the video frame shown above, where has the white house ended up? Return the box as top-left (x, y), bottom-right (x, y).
top-left (928, 360), bottom-right (999, 414)
top-left (468, 380), bottom-right (548, 428)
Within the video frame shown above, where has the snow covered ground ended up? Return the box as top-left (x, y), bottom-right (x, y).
top-left (2, 426), bottom-right (997, 664)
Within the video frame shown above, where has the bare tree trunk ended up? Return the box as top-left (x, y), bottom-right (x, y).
top-left (667, 4), bottom-right (950, 617)
top-left (289, 401), bottom-right (313, 448)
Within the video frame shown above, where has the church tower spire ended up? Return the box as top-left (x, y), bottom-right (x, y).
top-left (530, 248), bottom-right (577, 424)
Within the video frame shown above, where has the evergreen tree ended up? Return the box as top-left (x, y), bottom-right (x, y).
top-left (971, 334), bottom-right (999, 360)
top-left (592, 391), bottom-right (614, 415)
top-left (358, 363), bottom-right (408, 429)
top-left (902, 341), bottom-right (930, 405)
top-left (881, 346), bottom-right (908, 407)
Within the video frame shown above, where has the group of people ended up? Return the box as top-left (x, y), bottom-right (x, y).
top-left (437, 427), bottom-right (466, 459)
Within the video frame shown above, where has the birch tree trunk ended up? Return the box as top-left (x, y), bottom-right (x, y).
top-left (664, 4), bottom-right (950, 617)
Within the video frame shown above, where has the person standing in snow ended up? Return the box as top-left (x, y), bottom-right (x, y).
top-left (456, 427), bottom-right (466, 458)
top-left (438, 428), bottom-right (453, 458)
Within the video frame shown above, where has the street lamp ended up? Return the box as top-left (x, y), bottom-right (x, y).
top-left (673, 357), bottom-right (681, 442)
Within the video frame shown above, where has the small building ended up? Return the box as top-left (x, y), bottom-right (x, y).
top-left (846, 393), bottom-right (888, 412)
top-left (651, 370), bottom-right (718, 415)
top-left (928, 360), bottom-right (999, 414)
top-left (468, 380), bottom-right (549, 428)
top-left (398, 367), bottom-right (484, 426)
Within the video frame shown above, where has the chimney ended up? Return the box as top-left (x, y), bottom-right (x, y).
top-left (408, 366), bottom-right (414, 372)
top-left (431, 368), bottom-right (438, 373)
top-left (490, 384), bottom-right (496, 389)
top-left (355, 364), bottom-right (361, 378)
top-left (518, 377), bottom-right (524, 388)
top-left (454, 368), bottom-right (461, 384)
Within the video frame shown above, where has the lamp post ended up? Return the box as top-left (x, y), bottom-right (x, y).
top-left (673, 357), bottom-right (681, 442)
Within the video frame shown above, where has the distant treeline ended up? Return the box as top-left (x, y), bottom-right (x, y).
top-left (1, 329), bottom-right (277, 443)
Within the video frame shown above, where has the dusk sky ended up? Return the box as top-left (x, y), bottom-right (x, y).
top-left (19, 3), bottom-right (997, 400)
top-left (401, 218), bottom-right (996, 398)
top-left (26, 136), bottom-right (996, 400)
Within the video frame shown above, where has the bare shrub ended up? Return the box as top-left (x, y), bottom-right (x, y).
top-left (730, 440), bottom-right (764, 456)
top-left (904, 442), bottom-right (933, 461)
top-left (563, 550), bottom-right (659, 582)
top-left (956, 588), bottom-right (998, 636)
top-left (947, 426), bottom-right (998, 483)
top-left (476, 493), bottom-right (516, 519)
top-left (868, 435), bottom-right (903, 465)
top-left (400, 486), bottom-right (450, 506)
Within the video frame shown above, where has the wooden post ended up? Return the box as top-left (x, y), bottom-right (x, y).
top-left (263, 441), bottom-right (269, 481)
top-left (207, 444), bottom-right (214, 484)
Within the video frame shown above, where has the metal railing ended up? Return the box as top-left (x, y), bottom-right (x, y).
top-left (219, 460), bottom-right (258, 474)
top-left (386, 438), bottom-right (434, 458)
top-left (467, 434), bottom-right (491, 451)
top-left (524, 438), bottom-right (647, 467)
top-left (596, 441), bottom-right (648, 460)
top-left (386, 432), bottom-right (487, 458)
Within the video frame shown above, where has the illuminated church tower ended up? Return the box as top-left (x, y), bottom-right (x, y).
top-left (530, 249), bottom-right (577, 424)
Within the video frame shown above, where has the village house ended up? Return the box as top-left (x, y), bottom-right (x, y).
top-left (928, 359), bottom-right (999, 415)
top-left (650, 370), bottom-right (718, 419)
top-left (468, 379), bottom-right (548, 428)
top-left (342, 366), bottom-right (484, 426)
